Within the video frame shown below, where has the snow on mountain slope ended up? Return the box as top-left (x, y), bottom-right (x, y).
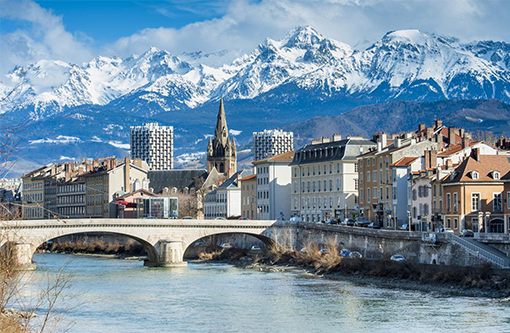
top-left (2, 27), bottom-right (510, 119)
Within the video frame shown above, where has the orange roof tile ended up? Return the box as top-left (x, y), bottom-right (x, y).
top-left (253, 151), bottom-right (295, 164)
top-left (391, 157), bottom-right (418, 167)
top-left (443, 154), bottom-right (510, 183)
top-left (239, 174), bottom-right (256, 181)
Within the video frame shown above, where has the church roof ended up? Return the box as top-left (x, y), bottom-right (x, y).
top-left (148, 169), bottom-right (209, 193)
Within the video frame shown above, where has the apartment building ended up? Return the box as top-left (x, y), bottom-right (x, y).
top-left (82, 158), bottom-right (149, 218)
top-left (240, 174), bottom-right (257, 219)
top-left (131, 122), bottom-right (174, 170)
top-left (204, 172), bottom-right (242, 219)
top-left (253, 129), bottom-right (294, 161)
top-left (56, 180), bottom-right (86, 218)
top-left (253, 151), bottom-right (294, 220)
top-left (290, 135), bottom-right (376, 222)
top-left (358, 133), bottom-right (438, 228)
top-left (442, 149), bottom-right (510, 233)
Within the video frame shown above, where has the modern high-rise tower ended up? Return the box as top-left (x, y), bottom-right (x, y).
top-left (130, 123), bottom-right (173, 170)
top-left (253, 129), bottom-right (294, 161)
top-left (206, 98), bottom-right (237, 176)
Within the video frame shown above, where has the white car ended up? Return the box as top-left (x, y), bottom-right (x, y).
top-left (390, 254), bottom-right (405, 262)
top-left (220, 243), bottom-right (232, 249)
top-left (250, 245), bottom-right (262, 251)
top-left (214, 217), bottom-right (226, 220)
top-left (194, 241), bottom-right (206, 247)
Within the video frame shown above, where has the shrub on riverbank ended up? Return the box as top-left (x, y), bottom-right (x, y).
top-left (200, 243), bottom-right (509, 292)
top-left (39, 239), bottom-right (145, 256)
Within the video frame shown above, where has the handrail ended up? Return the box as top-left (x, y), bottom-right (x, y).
top-left (448, 233), bottom-right (510, 268)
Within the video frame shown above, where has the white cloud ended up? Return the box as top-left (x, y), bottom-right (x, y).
top-left (1, 0), bottom-right (510, 75)
top-left (0, 0), bottom-right (94, 74)
top-left (105, 0), bottom-right (510, 61)
top-left (29, 135), bottom-right (82, 145)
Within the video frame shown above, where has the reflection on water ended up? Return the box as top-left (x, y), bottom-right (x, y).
top-left (18, 254), bottom-right (510, 333)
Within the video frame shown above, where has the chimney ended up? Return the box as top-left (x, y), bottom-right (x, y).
top-left (332, 133), bottom-right (342, 141)
top-left (377, 141), bottom-right (382, 152)
top-left (471, 148), bottom-right (481, 162)
top-left (410, 138), bottom-right (417, 146)
top-left (426, 128), bottom-right (434, 139)
top-left (436, 130), bottom-right (443, 148)
top-left (405, 132), bottom-right (413, 139)
top-left (424, 150), bottom-right (430, 170)
top-left (430, 149), bottom-right (437, 169)
top-left (124, 157), bottom-right (131, 193)
top-left (446, 159), bottom-right (453, 169)
top-left (321, 137), bottom-right (331, 143)
top-left (435, 119), bottom-right (443, 129)
top-left (395, 138), bottom-right (402, 148)
top-left (418, 123), bottom-right (426, 132)
top-left (380, 133), bottom-right (388, 148)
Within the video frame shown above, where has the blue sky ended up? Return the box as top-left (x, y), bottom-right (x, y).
top-left (0, 0), bottom-right (231, 46)
top-left (1, 0), bottom-right (509, 75)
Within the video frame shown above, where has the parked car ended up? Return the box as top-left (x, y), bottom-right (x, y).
top-left (368, 222), bottom-right (381, 229)
top-left (220, 243), bottom-right (232, 249)
top-left (390, 254), bottom-right (405, 262)
top-left (340, 249), bottom-right (352, 257)
top-left (214, 217), bottom-right (226, 220)
top-left (460, 229), bottom-right (475, 237)
top-left (238, 217), bottom-right (250, 220)
top-left (341, 218), bottom-right (355, 226)
top-left (440, 228), bottom-right (455, 233)
top-left (250, 245), bottom-right (262, 251)
top-left (320, 248), bottom-right (330, 254)
top-left (194, 241), bottom-right (206, 247)
top-left (355, 219), bottom-right (371, 228)
top-left (349, 251), bottom-right (362, 259)
top-left (182, 216), bottom-right (193, 219)
top-left (290, 216), bottom-right (303, 223)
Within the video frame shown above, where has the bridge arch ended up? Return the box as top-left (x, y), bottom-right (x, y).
top-left (29, 231), bottom-right (160, 266)
top-left (182, 231), bottom-right (276, 257)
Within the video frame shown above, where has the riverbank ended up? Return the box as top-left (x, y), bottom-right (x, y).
top-left (198, 247), bottom-right (510, 298)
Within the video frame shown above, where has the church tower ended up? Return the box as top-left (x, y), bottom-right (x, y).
top-left (207, 98), bottom-right (237, 176)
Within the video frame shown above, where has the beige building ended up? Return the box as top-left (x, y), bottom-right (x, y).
top-left (291, 135), bottom-right (376, 222)
top-left (442, 150), bottom-right (510, 233)
top-left (82, 158), bottom-right (149, 218)
top-left (240, 174), bottom-right (257, 219)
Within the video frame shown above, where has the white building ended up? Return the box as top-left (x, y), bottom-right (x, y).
top-left (291, 135), bottom-right (377, 222)
top-left (253, 151), bottom-right (294, 220)
top-left (204, 173), bottom-right (242, 219)
top-left (130, 123), bottom-right (174, 170)
top-left (253, 129), bottom-right (293, 162)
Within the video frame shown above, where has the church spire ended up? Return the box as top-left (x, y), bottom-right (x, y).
top-left (214, 97), bottom-right (229, 146)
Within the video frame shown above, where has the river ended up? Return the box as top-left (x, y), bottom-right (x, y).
top-left (18, 253), bottom-right (510, 333)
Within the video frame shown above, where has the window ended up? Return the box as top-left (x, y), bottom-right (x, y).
top-left (355, 179), bottom-right (359, 191)
top-left (413, 207), bottom-right (417, 218)
top-left (329, 179), bottom-right (333, 191)
top-left (355, 163), bottom-right (358, 172)
top-left (386, 187), bottom-right (389, 200)
top-left (472, 171), bottom-right (479, 180)
top-left (373, 171), bottom-right (377, 182)
top-left (472, 193), bottom-right (480, 212)
top-left (360, 160), bottom-right (363, 168)
top-left (447, 218), bottom-right (451, 228)
top-left (412, 189), bottom-right (417, 201)
top-left (454, 218), bottom-right (458, 230)
top-left (424, 204), bottom-right (429, 215)
top-left (494, 193), bottom-right (503, 212)
top-left (360, 173), bottom-right (364, 183)
top-left (360, 189), bottom-right (364, 204)
top-left (494, 171), bottom-right (500, 180)
top-left (507, 192), bottom-right (510, 209)
top-left (373, 187), bottom-right (377, 199)
top-left (367, 172), bottom-right (371, 182)
top-left (367, 159), bottom-right (370, 167)
top-left (453, 193), bottom-right (458, 212)
top-left (318, 181), bottom-right (321, 192)
top-left (446, 193), bottom-right (451, 212)
top-left (367, 188), bottom-right (371, 203)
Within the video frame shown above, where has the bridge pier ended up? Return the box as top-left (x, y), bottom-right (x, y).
top-left (144, 241), bottom-right (187, 268)
top-left (6, 242), bottom-right (36, 270)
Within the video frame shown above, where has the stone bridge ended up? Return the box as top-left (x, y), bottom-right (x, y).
top-left (0, 219), bottom-right (293, 269)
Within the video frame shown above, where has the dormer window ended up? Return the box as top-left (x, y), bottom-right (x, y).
top-left (471, 171), bottom-right (479, 180)
top-left (493, 171), bottom-right (500, 180)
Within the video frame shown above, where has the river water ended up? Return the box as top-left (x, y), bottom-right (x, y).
top-left (18, 253), bottom-right (510, 333)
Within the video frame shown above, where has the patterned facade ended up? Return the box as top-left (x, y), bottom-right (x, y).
top-left (130, 123), bottom-right (174, 170)
top-left (253, 129), bottom-right (293, 161)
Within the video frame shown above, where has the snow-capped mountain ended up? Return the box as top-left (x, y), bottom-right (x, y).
top-left (2, 26), bottom-right (510, 119)
top-left (2, 26), bottom-right (510, 175)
